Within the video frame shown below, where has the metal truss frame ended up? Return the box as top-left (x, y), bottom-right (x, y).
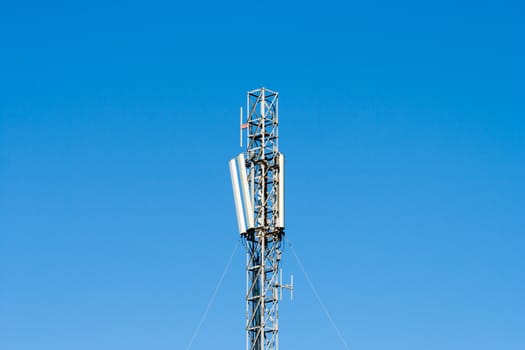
top-left (243, 87), bottom-right (284, 350)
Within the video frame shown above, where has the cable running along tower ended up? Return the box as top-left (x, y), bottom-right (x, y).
top-left (229, 88), bottom-right (291, 350)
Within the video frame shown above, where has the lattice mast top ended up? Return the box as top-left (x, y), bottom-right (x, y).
top-left (229, 87), bottom-right (290, 350)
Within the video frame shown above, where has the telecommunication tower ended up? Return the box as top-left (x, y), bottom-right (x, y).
top-left (229, 88), bottom-right (292, 350)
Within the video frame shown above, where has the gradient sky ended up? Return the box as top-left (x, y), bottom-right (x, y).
top-left (1, 1), bottom-right (524, 350)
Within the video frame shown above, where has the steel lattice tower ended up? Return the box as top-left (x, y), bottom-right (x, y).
top-left (229, 87), bottom-right (289, 350)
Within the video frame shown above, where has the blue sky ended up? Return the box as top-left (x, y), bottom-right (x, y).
top-left (1, 1), bottom-right (524, 349)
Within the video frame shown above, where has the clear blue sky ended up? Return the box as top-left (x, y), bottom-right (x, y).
top-left (1, 1), bottom-right (523, 349)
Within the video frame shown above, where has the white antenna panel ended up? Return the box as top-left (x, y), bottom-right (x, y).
top-left (277, 153), bottom-right (285, 228)
top-left (229, 158), bottom-right (247, 234)
top-left (237, 153), bottom-right (254, 229)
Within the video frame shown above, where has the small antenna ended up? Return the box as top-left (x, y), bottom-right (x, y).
top-left (291, 274), bottom-right (294, 301)
top-left (240, 106), bottom-right (243, 148)
top-left (280, 269), bottom-right (283, 301)
top-left (278, 269), bottom-right (294, 301)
